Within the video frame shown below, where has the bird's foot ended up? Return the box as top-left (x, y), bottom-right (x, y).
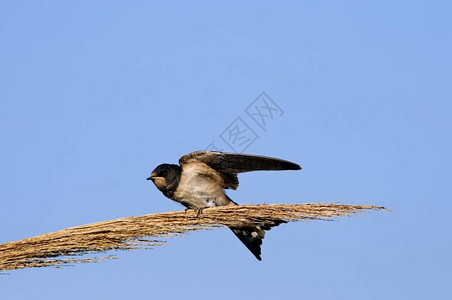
top-left (184, 207), bottom-right (204, 217)
top-left (195, 208), bottom-right (204, 217)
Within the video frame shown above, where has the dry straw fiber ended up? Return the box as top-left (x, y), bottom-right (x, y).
top-left (0, 203), bottom-right (386, 271)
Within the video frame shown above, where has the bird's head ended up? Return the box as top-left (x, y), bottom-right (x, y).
top-left (147, 164), bottom-right (181, 196)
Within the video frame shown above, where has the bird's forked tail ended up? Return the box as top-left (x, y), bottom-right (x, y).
top-left (227, 198), bottom-right (286, 260)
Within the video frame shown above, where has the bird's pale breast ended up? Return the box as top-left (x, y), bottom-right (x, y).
top-left (172, 163), bottom-right (232, 208)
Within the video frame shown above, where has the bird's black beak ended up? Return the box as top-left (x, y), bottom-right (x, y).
top-left (146, 176), bottom-right (153, 181)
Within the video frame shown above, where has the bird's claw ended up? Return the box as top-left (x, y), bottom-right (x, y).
top-left (184, 207), bottom-right (204, 217)
top-left (195, 208), bottom-right (204, 217)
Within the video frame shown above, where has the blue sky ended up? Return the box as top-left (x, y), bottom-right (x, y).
top-left (1, 1), bottom-right (451, 299)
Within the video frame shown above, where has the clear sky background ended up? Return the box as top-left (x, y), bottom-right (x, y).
top-left (1, 1), bottom-right (451, 299)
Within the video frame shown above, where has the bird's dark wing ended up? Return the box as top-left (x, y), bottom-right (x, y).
top-left (179, 151), bottom-right (301, 189)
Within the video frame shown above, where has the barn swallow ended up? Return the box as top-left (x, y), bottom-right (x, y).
top-left (147, 150), bottom-right (301, 260)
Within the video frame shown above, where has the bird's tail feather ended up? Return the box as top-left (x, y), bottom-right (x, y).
top-left (229, 220), bottom-right (285, 261)
top-left (230, 226), bottom-right (264, 260)
top-left (227, 197), bottom-right (286, 261)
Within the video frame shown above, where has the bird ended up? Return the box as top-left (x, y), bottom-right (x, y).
top-left (147, 150), bottom-right (301, 260)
